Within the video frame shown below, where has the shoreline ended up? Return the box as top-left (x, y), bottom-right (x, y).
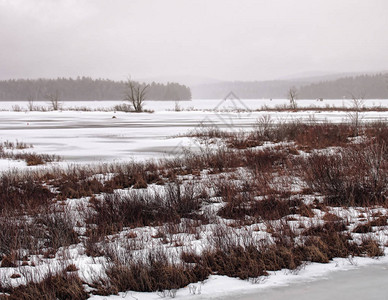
top-left (88, 251), bottom-right (388, 300)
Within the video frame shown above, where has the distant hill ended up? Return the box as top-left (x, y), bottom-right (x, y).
top-left (0, 77), bottom-right (191, 101)
top-left (191, 73), bottom-right (388, 99)
top-left (297, 73), bottom-right (388, 99)
top-left (275, 70), bottom-right (388, 82)
top-left (191, 80), bottom-right (309, 99)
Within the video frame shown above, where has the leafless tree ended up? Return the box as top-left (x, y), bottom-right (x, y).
top-left (287, 87), bottom-right (298, 110)
top-left (347, 94), bottom-right (365, 136)
top-left (27, 95), bottom-right (35, 111)
top-left (174, 101), bottom-right (182, 112)
top-left (124, 79), bottom-right (149, 112)
top-left (45, 90), bottom-right (61, 111)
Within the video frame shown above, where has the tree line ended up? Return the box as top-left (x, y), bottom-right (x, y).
top-left (297, 73), bottom-right (388, 99)
top-left (191, 73), bottom-right (388, 99)
top-left (0, 77), bottom-right (191, 101)
top-left (1, 73), bottom-right (387, 101)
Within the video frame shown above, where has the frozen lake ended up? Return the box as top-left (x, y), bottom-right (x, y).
top-left (227, 263), bottom-right (388, 300)
top-left (0, 99), bottom-right (387, 166)
top-left (1, 98), bottom-right (387, 111)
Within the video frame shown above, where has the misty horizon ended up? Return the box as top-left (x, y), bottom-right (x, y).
top-left (1, 0), bottom-right (388, 82)
top-left (1, 69), bottom-right (387, 85)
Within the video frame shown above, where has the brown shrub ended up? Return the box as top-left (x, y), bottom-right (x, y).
top-left (353, 216), bottom-right (387, 233)
top-left (87, 192), bottom-right (172, 236)
top-left (35, 213), bottom-right (79, 250)
top-left (370, 216), bottom-right (387, 226)
top-left (1, 253), bottom-right (16, 268)
top-left (243, 148), bottom-right (287, 174)
top-left (201, 245), bottom-right (268, 279)
top-left (322, 213), bottom-right (343, 222)
top-left (302, 222), bottom-right (360, 259)
top-left (65, 264), bottom-right (78, 272)
top-left (353, 223), bottom-right (373, 233)
top-left (0, 217), bottom-right (43, 257)
top-left (249, 197), bottom-right (299, 220)
top-left (0, 174), bottom-right (53, 212)
top-left (359, 237), bottom-right (384, 257)
top-left (301, 145), bottom-right (387, 207)
top-left (365, 121), bottom-right (388, 145)
top-left (294, 123), bottom-right (352, 149)
top-left (97, 251), bottom-right (208, 293)
top-left (298, 243), bottom-right (330, 263)
top-left (201, 240), bottom-right (303, 280)
top-left (56, 178), bottom-right (108, 200)
top-left (2, 271), bottom-right (88, 300)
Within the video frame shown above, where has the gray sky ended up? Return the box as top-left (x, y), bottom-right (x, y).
top-left (1, 0), bottom-right (388, 82)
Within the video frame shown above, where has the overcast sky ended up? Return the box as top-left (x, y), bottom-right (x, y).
top-left (1, 0), bottom-right (388, 82)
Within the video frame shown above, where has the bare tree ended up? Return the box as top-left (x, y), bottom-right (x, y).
top-left (124, 79), bottom-right (149, 112)
top-left (27, 95), bottom-right (35, 111)
top-left (287, 87), bottom-right (298, 110)
top-left (45, 90), bottom-right (61, 111)
top-left (174, 101), bottom-right (182, 112)
top-left (347, 94), bottom-right (365, 136)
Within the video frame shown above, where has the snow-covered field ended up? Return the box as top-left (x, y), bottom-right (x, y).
top-left (1, 99), bottom-right (388, 299)
top-left (1, 98), bottom-right (387, 112)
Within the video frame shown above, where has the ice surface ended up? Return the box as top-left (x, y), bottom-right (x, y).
top-left (0, 98), bottom-right (387, 112)
top-left (230, 262), bottom-right (388, 300)
top-left (1, 100), bottom-right (387, 167)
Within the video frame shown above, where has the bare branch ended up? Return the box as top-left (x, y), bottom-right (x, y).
top-left (287, 87), bottom-right (298, 110)
top-left (44, 90), bottom-right (61, 111)
top-left (124, 79), bottom-right (149, 112)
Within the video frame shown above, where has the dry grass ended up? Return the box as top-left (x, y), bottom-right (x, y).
top-left (0, 270), bottom-right (88, 300)
top-left (1, 120), bottom-right (387, 297)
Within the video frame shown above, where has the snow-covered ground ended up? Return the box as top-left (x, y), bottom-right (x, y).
top-left (1, 99), bottom-right (388, 299)
top-left (1, 98), bottom-right (387, 112)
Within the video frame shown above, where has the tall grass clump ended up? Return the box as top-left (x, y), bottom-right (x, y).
top-left (302, 142), bottom-right (387, 206)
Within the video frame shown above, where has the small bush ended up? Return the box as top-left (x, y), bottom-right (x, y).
top-left (87, 192), bottom-right (173, 236)
top-left (302, 144), bottom-right (387, 206)
top-left (2, 271), bottom-right (88, 300)
top-left (1, 254), bottom-right (16, 268)
top-left (36, 213), bottom-right (79, 250)
top-left (0, 174), bottom-right (53, 212)
top-left (359, 237), bottom-right (384, 257)
top-left (353, 216), bottom-right (387, 233)
top-left (302, 222), bottom-right (360, 260)
top-left (65, 264), bottom-right (78, 272)
top-left (97, 251), bottom-right (208, 293)
top-left (113, 103), bottom-right (133, 112)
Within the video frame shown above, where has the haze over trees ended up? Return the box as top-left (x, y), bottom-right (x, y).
top-left (191, 80), bottom-right (300, 99)
top-left (0, 77), bottom-right (191, 101)
top-left (191, 73), bottom-right (388, 99)
top-left (297, 73), bottom-right (388, 99)
top-left (0, 73), bottom-right (387, 101)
